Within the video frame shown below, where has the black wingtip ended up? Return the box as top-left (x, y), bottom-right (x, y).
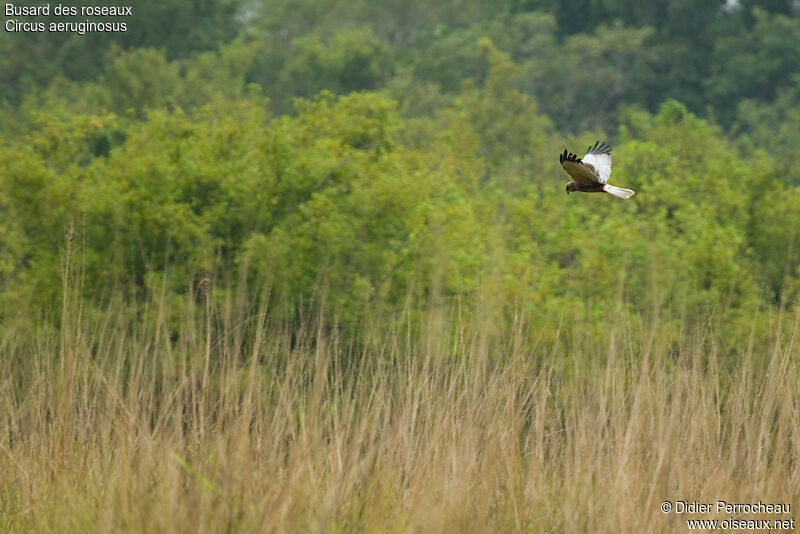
top-left (586, 140), bottom-right (612, 155)
top-left (560, 148), bottom-right (587, 165)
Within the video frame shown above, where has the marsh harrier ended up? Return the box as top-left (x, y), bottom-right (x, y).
top-left (560, 141), bottom-right (635, 199)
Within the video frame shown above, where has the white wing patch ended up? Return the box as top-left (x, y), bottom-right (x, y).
top-left (582, 141), bottom-right (612, 184)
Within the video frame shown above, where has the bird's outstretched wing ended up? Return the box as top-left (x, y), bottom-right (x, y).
top-left (560, 148), bottom-right (600, 186)
top-left (581, 140), bottom-right (612, 184)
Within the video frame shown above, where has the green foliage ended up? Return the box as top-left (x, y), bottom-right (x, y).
top-left (2, 80), bottom-right (796, 348)
top-left (6, 0), bottom-right (800, 136)
top-left (705, 9), bottom-right (800, 124)
top-left (102, 47), bottom-right (183, 118)
top-left (279, 27), bottom-right (393, 99)
top-left (235, 0), bottom-right (800, 134)
top-left (0, 111), bottom-right (116, 308)
top-left (2, 0), bottom-right (800, 346)
top-left (523, 23), bottom-right (659, 132)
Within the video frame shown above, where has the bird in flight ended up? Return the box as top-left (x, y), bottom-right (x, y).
top-left (559, 141), bottom-right (635, 199)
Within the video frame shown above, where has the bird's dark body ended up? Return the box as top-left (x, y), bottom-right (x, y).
top-left (565, 181), bottom-right (605, 193)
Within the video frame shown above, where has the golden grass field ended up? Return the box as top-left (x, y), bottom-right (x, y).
top-left (1, 275), bottom-right (799, 533)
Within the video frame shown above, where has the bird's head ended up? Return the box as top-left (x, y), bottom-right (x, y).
top-left (565, 182), bottom-right (578, 195)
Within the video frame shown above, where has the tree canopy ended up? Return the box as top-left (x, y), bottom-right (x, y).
top-left (2, 0), bottom-right (800, 342)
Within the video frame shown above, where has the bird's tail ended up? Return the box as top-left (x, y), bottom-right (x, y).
top-left (603, 184), bottom-right (635, 199)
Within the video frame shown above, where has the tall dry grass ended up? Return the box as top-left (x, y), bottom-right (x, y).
top-left (1, 273), bottom-right (799, 533)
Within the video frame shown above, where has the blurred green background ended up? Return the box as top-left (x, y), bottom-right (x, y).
top-left (2, 0), bottom-right (800, 341)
